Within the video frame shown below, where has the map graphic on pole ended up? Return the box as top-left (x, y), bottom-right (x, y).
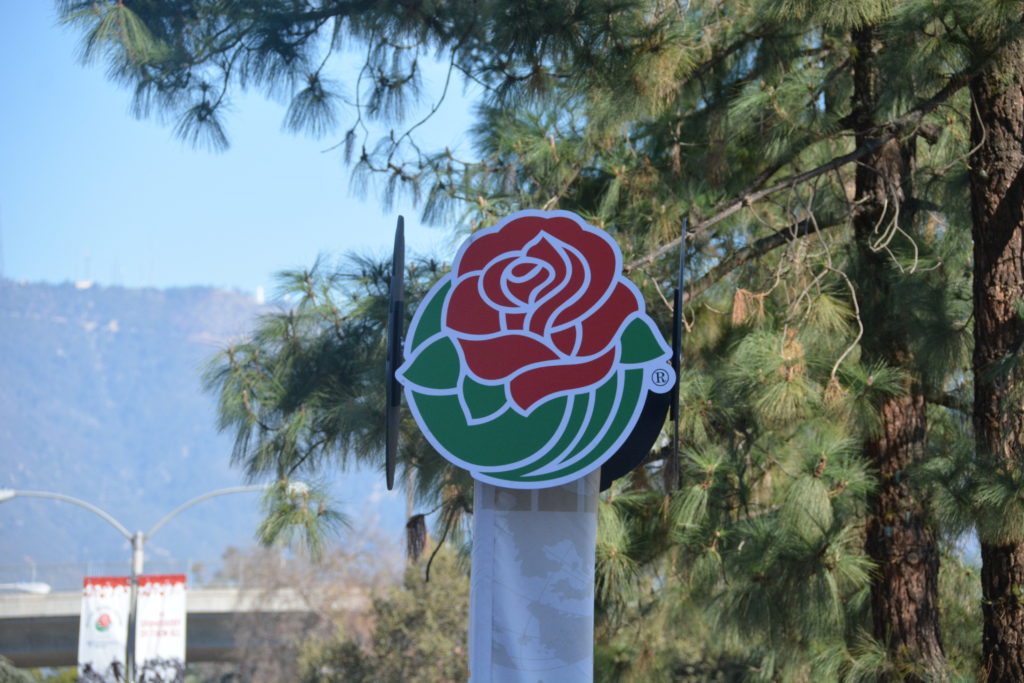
top-left (396, 209), bottom-right (675, 488)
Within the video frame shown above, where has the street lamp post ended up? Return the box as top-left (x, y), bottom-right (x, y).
top-left (0, 484), bottom-right (288, 681)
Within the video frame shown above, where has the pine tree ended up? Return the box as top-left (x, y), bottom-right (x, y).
top-left (967, 12), bottom-right (1024, 680)
top-left (202, 254), bottom-right (473, 551)
top-left (439, 4), bottom-right (976, 677)
top-left (848, 20), bottom-right (946, 678)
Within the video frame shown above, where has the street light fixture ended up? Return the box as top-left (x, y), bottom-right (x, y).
top-left (0, 482), bottom-right (307, 680)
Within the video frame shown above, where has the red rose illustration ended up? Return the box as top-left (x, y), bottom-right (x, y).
top-left (445, 213), bottom-right (641, 412)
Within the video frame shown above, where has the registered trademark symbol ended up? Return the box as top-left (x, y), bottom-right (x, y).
top-left (651, 368), bottom-right (672, 387)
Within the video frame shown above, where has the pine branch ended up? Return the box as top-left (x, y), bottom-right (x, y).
top-left (685, 27), bottom-right (766, 87)
top-left (682, 214), bottom-right (846, 304)
top-left (624, 66), bottom-right (976, 273)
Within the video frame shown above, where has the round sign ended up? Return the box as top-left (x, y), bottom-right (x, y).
top-left (397, 210), bottom-right (674, 488)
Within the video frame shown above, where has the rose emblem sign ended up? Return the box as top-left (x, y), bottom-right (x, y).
top-left (397, 210), bottom-right (675, 488)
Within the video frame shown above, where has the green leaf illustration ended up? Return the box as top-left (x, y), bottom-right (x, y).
top-left (411, 392), bottom-right (569, 470)
top-left (490, 367), bottom-right (646, 485)
top-left (400, 335), bottom-right (460, 392)
top-left (462, 376), bottom-right (508, 421)
top-left (484, 383), bottom-right (596, 480)
top-left (619, 316), bottom-right (669, 365)
top-left (545, 367), bottom-right (645, 480)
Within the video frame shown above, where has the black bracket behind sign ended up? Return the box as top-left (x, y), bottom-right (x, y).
top-left (384, 216), bottom-right (405, 490)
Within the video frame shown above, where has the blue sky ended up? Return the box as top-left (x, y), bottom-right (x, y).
top-left (0, 4), bottom-right (482, 566)
top-left (0, 3), bottom-right (475, 295)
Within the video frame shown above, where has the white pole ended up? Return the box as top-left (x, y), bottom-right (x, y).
top-left (469, 471), bottom-right (600, 682)
top-left (127, 530), bottom-right (144, 681)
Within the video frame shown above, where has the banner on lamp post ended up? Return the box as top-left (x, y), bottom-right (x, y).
top-left (78, 576), bottom-right (130, 682)
top-left (135, 574), bottom-right (187, 682)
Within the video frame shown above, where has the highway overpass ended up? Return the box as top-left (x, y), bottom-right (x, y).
top-left (0, 587), bottom-right (368, 668)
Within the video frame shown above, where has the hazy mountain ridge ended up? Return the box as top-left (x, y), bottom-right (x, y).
top-left (0, 279), bottom-right (270, 572)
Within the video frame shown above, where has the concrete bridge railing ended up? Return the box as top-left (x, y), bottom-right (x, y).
top-left (0, 587), bottom-right (368, 668)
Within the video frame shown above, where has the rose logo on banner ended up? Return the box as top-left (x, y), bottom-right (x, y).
top-left (397, 210), bottom-right (675, 488)
top-left (95, 613), bottom-right (112, 632)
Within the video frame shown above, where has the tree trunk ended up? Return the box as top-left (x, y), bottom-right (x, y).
top-left (850, 25), bottom-right (946, 680)
top-left (969, 33), bottom-right (1024, 682)
top-left (861, 392), bottom-right (945, 680)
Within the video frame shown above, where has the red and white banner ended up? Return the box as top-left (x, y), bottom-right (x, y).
top-left (135, 574), bottom-right (187, 682)
top-left (78, 576), bottom-right (130, 681)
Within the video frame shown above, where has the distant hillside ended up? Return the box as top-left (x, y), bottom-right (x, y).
top-left (0, 279), bottom-right (401, 583)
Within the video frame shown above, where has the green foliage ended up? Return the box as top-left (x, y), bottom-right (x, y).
top-left (204, 254), bottom-right (435, 480)
top-left (764, 0), bottom-right (893, 28)
top-left (939, 554), bottom-right (983, 678)
top-left (257, 481), bottom-right (348, 559)
top-left (60, 2), bottom-right (168, 66)
top-left (299, 549), bottom-right (469, 683)
top-left (203, 253), bottom-right (474, 555)
top-left (284, 74), bottom-right (343, 139)
top-left (0, 658), bottom-right (31, 683)
top-left (27, 670), bottom-right (76, 683)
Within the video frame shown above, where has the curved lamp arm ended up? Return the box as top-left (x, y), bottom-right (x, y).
top-left (0, 489), bottom-right (132, 541)
top-left (144, 485), bottom-right (269, 540)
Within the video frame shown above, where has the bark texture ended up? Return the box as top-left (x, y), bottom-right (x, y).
top-left (969, 34), bottom-right (1024, 683)
top-left (851, 25), bottom-right (946, 681)
top-left (861, 392), bottom-right (945, 680)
